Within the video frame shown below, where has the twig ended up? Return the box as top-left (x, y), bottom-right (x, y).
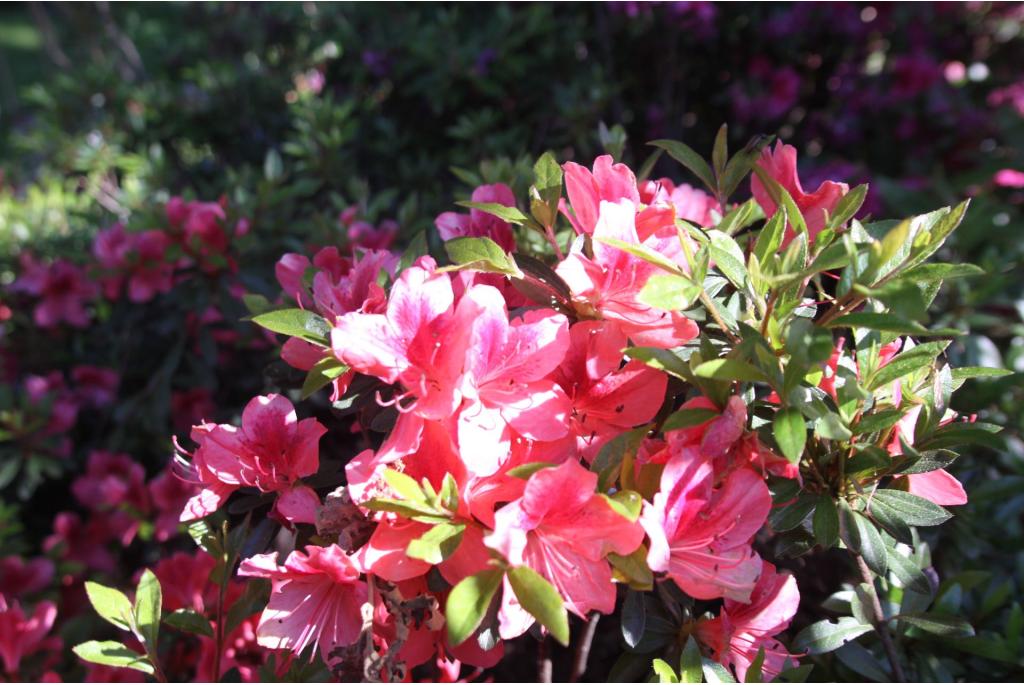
top-left (29, 3), bottom-right (71, 68)
top-left (856, 556), bottom-right (905, 682)
top-left (538, 634), bottom-right (553, 683)
top-left (569, 612), bottom-right (600, 682)
top-left (699, 291), bottom-right (741, 345)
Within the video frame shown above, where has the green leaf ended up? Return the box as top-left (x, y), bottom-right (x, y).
top-left (649, 139), bottom-right (716, 195)
top-left (813, 495), bottom-right (839, 549)
top-left (903, 262), bottom-right (984, 282)
top-left (300, 356), bottom-right (350, 399)
top-left (164, 608), bottom-right (214, 638)
top-left (84, 582), bottom-right (134, 632)
top-left (134, 570), bottom-right (162, 649)
top-left (744, 646), bottom-right (766, 683)
top-left (852, 410), bottom-right (904, 436)
top-left (814, 413), bottom-right (852, 441)
top-left (653, 658), bottom-right (680, 684)
top-left (251, 308), bottom-right (330, 345)
top-left (597, 236), bottom-right (682, 275)
top-left (752, 167), bottom-right (808, 238)
top-left (719, 134), bottom-right (773, 202)
top-left (621, 589), bottom-right (646, 649)
top-left (852, 512), bottom-right (888, 576)
top-left (72, 641), bottom-right (154, 674)
top-left (507, 565), bottom-right (570, 646)
top-left (834, 642), bottom-right (890, 682)
top-left (406, 522), bottom-right (466, 564)
top-left (639, 274), bottom-right (701, 311)
top-left (446, 569), bottom-right (503, 646)
top-left (869, 489), bottom-right (952, 527)
top-left (769, 493), bottom-right (817, 532)
top-left (826, 184), bottom-right (868, 231)
top-left (824, 313), bottom-right (961, 337)
top-left (694, 359), bottom-right (769, 383)
top-left (867, 341), bottom-right (948, 391)
top-left (709, 231), bottom-right (748, 288)
top-left (712, 124), bottom-right (728, 179)
top-left (773, 408), bottom-right (806, 463)
top-left (604, 490), bottom-right (644, 522)
top-left (753, 208), bottom-right (787, 264)
top-left (383, 469), bottom-right (429, 503)
top-left (702, 658), bottom-right (738, 683)
top-left (398, 231), bottom-right (429, 274)
top-left (886, 548), bottom-right (932, 595)
top-left (950, 366), bottom-right (1013, 381)
top-left (456, 201), bottom-right (531, 226)
top-left (443, 236), bottom-right (522, 277)
top-left (900, 613), bottom-right (975, 638)
top-left (626, 347), bottom-right (692, 381)
top-left (793, 617), bottom-right (873, 655)
top-left (506, 462), bottom-right (556, 480)
top-left (679, 635), bottom-right (703, 683)
top-left (532, 151), bottom-right (563, 209)
top-left (662, 407), bottom-right (719, 432)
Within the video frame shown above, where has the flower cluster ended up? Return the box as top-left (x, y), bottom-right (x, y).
top-left (158, 138), bottom-right (979, 682)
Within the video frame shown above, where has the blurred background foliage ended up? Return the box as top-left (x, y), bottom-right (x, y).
top-left (1, 2), bottom-right (1024, 680)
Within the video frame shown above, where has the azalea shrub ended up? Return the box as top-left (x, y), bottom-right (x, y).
top-left (51, 131), bottom-right (1007, 683)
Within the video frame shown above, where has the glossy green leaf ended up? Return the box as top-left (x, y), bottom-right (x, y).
top-left (134, 570), bottom-right (162, 649)
top-left (507, 565), bottom-right (569, 646)
top-left (773, 408), bottom-right (806, 463)
top-left (164, 608), bottom-right (214, 638)
top-left (84, 582), bottom-right (134, 632)
top-left (251, 308), bottom-right (330, 345)
top-left (446, 569), bottom-right (503, 646)
top-left (72, 641), bottom-right (154, 674)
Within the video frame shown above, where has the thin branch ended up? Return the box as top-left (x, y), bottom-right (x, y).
top-left (29, 3), bottom-right (71, 69)
top-left (856, 556), bottom-right (906, 682)
top-left (538, 634), bottom-right (553, 683)
top-left (569, 612), bottom-right (601, 682)
top-left (699, 290), bottom-right (741, 345)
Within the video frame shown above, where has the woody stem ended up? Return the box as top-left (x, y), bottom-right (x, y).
top-left (699, 290), bottom-right (740, 345)
top-left (569, 612), bottom-right (601, 682)
top-left (856, 556), bottom-right (906, 682)
top-left (538, 635), bottom-right (553, 683)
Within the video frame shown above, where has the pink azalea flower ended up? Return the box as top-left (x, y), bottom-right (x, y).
top-left (71, 451), bottom-right (149, 545)
top-left (697, 560), bottom-right (800, 681)
top-left (485, 459), bottom-right (644, 633)
top-left (0, 557), bottom-right (55, 597)
top-left (556, 200), bottom-right (699, 349)
top-left (70, 366), bottom-right (119, 408)
top-left (664, 396), bottom-right (799, 481)
top-left (179, 394), bottom-right (327, 524)
top-left (152, 551), bottom-right (219, 613)
top-left (456, 284), bottom-right (571, 475)
top-left (642, 446), bottom-right (771, 602)
top-left (994, 169), bottom-right (1024, 188)
top-left (275, 253), bottom-right (313, 307)
top-left (125, 230), bottom-right (175, 303)
top-left (25, 372), bottom-right (79, 436)
top-left (435, 183), bottom-right (518, 252)
top-left (750, 141), bottom-right (850, 245)
top-left (92, 223), bottom-right (133, 299)
top-left (549, 321), bottom-right (668, 461)
top-left (332, 257), bottom-right (478, 420)
top-left (238, 545), bottom-right (367, 662)
top-left (148, 466), bottom-right (199, 542)
top-left (43, 512), bottom-right (117, 574)
top-left (887, 405), bottom-right (967, 506)
top-left (84, 664), bottom-right (145, 682)
top-left (0, 595), bottom-right (60, 676)
top-left (12, 256), bottom-right (97, 328)
top-left (561, 155), bottom-right (641, 235)
top-left (348, 218), bottom-right (399, 252)
top-left (638, 178), bottom-right (720, 227)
